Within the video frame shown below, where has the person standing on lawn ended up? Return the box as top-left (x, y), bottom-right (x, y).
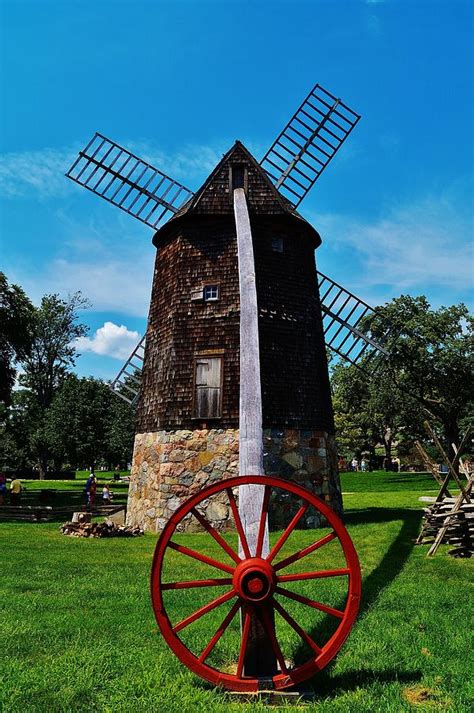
top-left (102, 484), bottom-right (113, 503)
top-left (0, 472), bottom-right (7, 505)
top-left (10, 477), bottom-right (23, 505)
top-left (85, 473), bottom-right (97, 508)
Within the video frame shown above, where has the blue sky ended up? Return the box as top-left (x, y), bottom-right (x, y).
top-left (1, 0), bottom-right (473, 381)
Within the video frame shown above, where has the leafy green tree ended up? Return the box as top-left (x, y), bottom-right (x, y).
top-left (45, 376), bottom-right (135, 471)
top-left (46, 376), bottom-right (108, 471)
top-left (0, 272), bottom-right (34, 405)
top-left (0, 390), bottom-right (42, 472)
top-left (19, 292), bottom-right (89, 477)
top-left (331, 296), bottom-right (473, 462)
top-left (332, 359), bottom-right (422, 464)
top-left (20, 293), bottom-right (89, 410)
top-left (368, 296), bottom-right (473, 456)
top-left (104, 395), bottom-right (135, 469)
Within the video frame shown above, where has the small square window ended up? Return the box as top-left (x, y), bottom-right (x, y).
top-left (272, 237), bottom-right (284, 253)
top-left (204, 285), bottom-right (219, 301)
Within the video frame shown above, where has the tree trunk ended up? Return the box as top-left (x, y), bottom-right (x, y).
top-left (383, 435), bottom-right (392, 471)
top-left (38, 451), bottom-right (48, 480)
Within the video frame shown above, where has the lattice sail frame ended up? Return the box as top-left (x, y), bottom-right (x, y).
top-left (260, 84), bottom-right (360, 208)
top-left (66, 133), bottom-right (194, 229)
top-left (109, 334), bottom-right (145, 405)
top-left (317, 271), bottom-right (392, 369)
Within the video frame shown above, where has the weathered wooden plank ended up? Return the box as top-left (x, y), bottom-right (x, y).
top-left (233, 187), bottom-right (269, 557)
top-left (233, 187), bottom-right (276, 676)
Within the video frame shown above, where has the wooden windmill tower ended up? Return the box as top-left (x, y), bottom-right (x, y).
top-left (67, 83), bottom-right (391, 535)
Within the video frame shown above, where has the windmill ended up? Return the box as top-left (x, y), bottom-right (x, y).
top-left (66, 83), bottom-right (392, 690)
top-left (67, 84), bottom-right (390, 409)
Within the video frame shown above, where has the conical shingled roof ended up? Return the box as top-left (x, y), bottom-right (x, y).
top-left (153, 141), bottom-right (321, 247)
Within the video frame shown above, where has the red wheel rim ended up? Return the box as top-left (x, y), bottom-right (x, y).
top-left (151, 475), bottom-right (361, 692)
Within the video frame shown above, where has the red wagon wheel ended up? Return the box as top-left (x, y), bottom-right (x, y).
top-left (151, 475), bottom-right (361, 692)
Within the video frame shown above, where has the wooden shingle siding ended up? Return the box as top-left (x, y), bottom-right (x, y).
top-left (136, 143), bottom-right (334, 434)
top-left (136, 221), bottom-right (240, 432)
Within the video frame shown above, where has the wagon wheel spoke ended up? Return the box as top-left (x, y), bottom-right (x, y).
top-left (273, 531), bottom-right (337, 571)
top-left (272, 598), bottom-right (322, 654)
top-left (190, 507), bottom-right (241, 564)
top-left (168, 541), bottom-right (235, 574)
top-left (255, 484), bottom-right (272, 558)
top-left (161, 577), bottom-right (233, 591)
top-left (275, 586), bottom-right (344, 619)
top-left (173, 589), bottom-right (236, 633)
top-left (266, 502), bottom-right (309, 563)
top-left (226, 487), bottom-right (251, 559)
top-left (236, 607), bottom-right (252, 678)
top-left (198, 600), bottom-right (242, 663)
top-left (277, 567), bottom-right (350, 583)
top-left (261, 605), bottom-right (288, 674)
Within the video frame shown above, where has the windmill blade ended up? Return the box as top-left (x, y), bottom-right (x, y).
top-left (66, 133), bottom-right (194, 229)
top-left (260, 84), bottom-right (360, 208)
top-left (110, 334), bottom-right (146, 405)
top-left (317, 271), bottom-right (393, 371)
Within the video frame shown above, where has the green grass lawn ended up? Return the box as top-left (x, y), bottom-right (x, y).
top-left (1, 472), bottom-right (472, 712)
top-left (340, 470), bottom-right (439, 493)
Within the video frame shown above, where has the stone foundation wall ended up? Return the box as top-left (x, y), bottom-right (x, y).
top-left (127, 428), bottom-right (341, 532)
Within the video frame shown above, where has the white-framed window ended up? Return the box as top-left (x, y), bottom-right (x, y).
top-left (195, 357), bottom-right (222, 418)
top-left (203, 284), bottom-right (219, 301)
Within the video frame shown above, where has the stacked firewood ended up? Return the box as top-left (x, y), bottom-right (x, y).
top-left (420, 498), bottom-right (474, 558)
top-left (60, 519), bottom-right (144, 538)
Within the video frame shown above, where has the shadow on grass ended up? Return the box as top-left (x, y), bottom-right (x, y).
top-left (291, 505), bottom-right (423, 696)
top-left (303, 666), bottom-right (422, 698)
top-left (347, 506), bottom-right (423, 612)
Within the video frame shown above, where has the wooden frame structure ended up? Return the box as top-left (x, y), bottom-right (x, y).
top-left (415, 423), bottom-right (473, 557)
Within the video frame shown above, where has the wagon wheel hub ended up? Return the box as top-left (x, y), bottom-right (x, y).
top-left (233, 557), bottom-right (276, 602)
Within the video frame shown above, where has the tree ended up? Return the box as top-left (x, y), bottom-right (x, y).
top-left (0, 272), bottom-right (34, 405)
top-left (0, 389), bottom-right (43, 472)
top-left (368, 296), bottom-right (473, 457)
top-left (46, 376), bottom-right (109, 471)
top-left (45, 376), bottom-right (135, 471)
top-left (104, 395), bottom-right (135, 469)
top-left (331, 296), bottom-right (474, 462)
top-left (20, 292), bottom-right (89, 477)
top-left (332, 359), bottom-right (422, 464)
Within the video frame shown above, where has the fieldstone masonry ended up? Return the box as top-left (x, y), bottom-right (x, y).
top-left (127, 428), bottom-right (341, 532)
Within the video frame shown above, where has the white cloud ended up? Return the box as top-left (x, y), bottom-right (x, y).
top-left (7, 209), bottom-right (155, 318)
top-left (0, 147), bottom-right (75, 198)
top-left (15, 254), bottom-right (153, 318)
top-left (313, 193), bottom-right (473, 298)
top-left (75, 321), bottom-right (141, 360)
top-left (0, 139), bottom-right (230, 199)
